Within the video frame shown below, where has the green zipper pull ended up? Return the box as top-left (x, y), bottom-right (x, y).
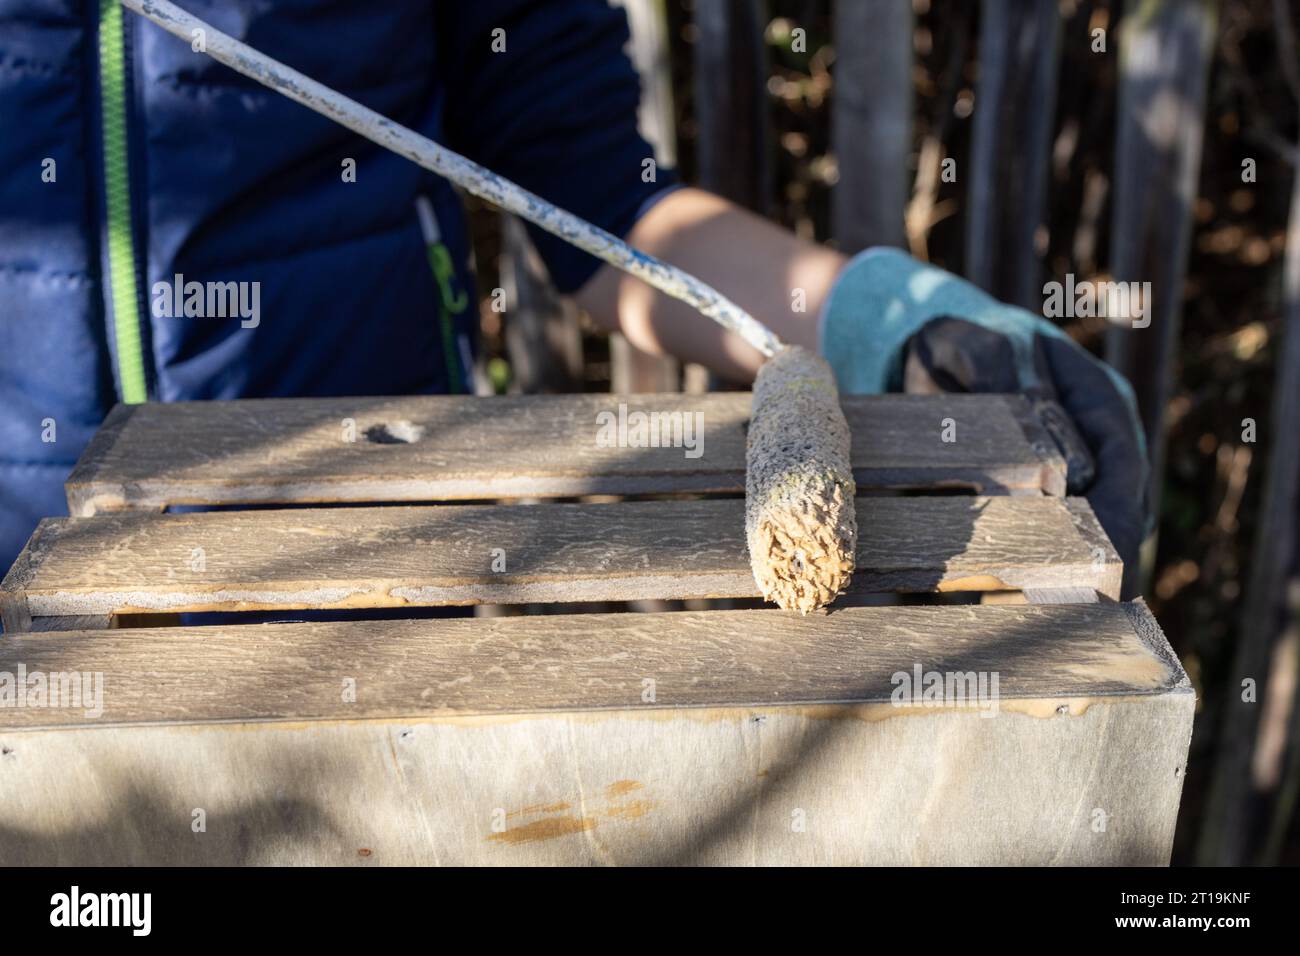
top-left (99, 0), bottom-right (147, 404)
top-left (416, 196), bottom-right (468, 393)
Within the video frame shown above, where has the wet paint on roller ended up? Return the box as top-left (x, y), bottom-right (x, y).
top-left (746, 347), bottom-right (858, 612)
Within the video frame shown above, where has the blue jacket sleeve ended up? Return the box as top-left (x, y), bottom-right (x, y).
top-left (436, 0), bottom-right (676, 293)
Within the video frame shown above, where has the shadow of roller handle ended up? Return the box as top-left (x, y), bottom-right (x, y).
top-left (118, 0), bottom-right (783, 360)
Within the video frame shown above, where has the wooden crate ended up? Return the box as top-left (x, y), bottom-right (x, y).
top-left (0, 394), bottom-right (1193, 865)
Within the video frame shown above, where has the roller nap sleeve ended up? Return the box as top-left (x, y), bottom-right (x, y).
top-left (745, 346), bottom-right (858, 613)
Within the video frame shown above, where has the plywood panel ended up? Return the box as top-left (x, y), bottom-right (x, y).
top-left (0, 602), bottom-right (1192, 865)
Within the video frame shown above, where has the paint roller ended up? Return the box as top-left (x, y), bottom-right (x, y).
top-left (121, 0), bottom-right (858, 613)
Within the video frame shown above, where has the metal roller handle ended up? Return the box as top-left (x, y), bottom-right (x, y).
top-left (120, 0), bottom-right (784, 358)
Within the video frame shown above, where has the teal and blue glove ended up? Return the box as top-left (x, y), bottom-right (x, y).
top-left (820, 248), bottom-right (1149, 597)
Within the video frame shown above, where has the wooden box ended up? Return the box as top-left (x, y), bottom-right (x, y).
top-left (0, 394), bottom-right (1192, 865)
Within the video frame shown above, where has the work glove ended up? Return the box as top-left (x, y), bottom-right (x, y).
top-left (820, 248), bottom-right (1149, 598)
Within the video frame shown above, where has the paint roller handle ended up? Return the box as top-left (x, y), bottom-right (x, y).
top-left (119, 0), bottom-right (783, 359)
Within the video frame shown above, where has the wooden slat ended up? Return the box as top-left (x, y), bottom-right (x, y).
top-left (64, 393), bottom-right (1065, 515)
top-left (693, 0), bottom-right (770, 213)
top-left (832, 0), bottom-right (913, 252)
top-left (1200, 46), bottom-right (1300, 865)
top-left (964, 0), bottom-right (1061, 308)
top-left (609, 0), bottom-right (682, 394)
top-left (0, 601), bottom-right (1185, 729)
top-left (499, 214), bottom-right (584, 394)
top-left (1, 497), bottom-right (1120, 627)
top-left (1104, 0), bottom-right (1216, 527)
top-left (1023, 587), bottom-right (1101, 605)
top-left (610, 330), bottom-right (681, 393)
top-left (0, 602), bottom-right (1193, 864)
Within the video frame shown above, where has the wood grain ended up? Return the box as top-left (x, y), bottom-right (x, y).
top-left (2, 496), bottom-right (1121, 626)
top-left (0, 601), bottom-right (1191, 864)
top-left (0, 602), bottom-right (1194, 864)
top-left (693, 0), bottom-right (770, 213)
top-left (0, 601), bottom-right (1184, 729)
top-left (0, 692), bottom-right (1193, 865)
top-left (63, 394), bottom-right (1065, 514)
top-left (1105, 0), bottom-right (1215, 521)
top-left (964, 0), bottom-right (1061, 309)
top-left (832, 0), bottom-right (913, 251)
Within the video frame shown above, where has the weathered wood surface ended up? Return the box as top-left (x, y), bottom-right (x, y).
top-left (609, 0), bottom-right (683, 395)
top-left (1105, 0), bottom-right (1216, 529)
top-left (64, 394), bottom-right (1065, 515)
top-left (965, 0), bottom-right (1061, 308)
top-left (1200, 64), bottom-right (1300, 866)
top-left (832, 0), bottom-right (913, 252)
top-left (0, 602), bottom-right (1194, 864)
top-left (499, 214), bottom-right (585, 394)
top-left (0, 602), bottom-right (1186, 727)
top-left (693, 0), bottom-right (770, 213)
top-left (2, 497), bottom-right (1119, 628)
top-left (609, 332), bottom-right (680, 393)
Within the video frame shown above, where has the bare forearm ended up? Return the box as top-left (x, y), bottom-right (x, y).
top-left (574, 187), bottom-right (846, 383)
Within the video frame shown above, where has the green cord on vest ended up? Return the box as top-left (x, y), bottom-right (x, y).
top-left (100, 0), bottom-right (147, 404)
top-left (427, 242), bottom-right (467, 394)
